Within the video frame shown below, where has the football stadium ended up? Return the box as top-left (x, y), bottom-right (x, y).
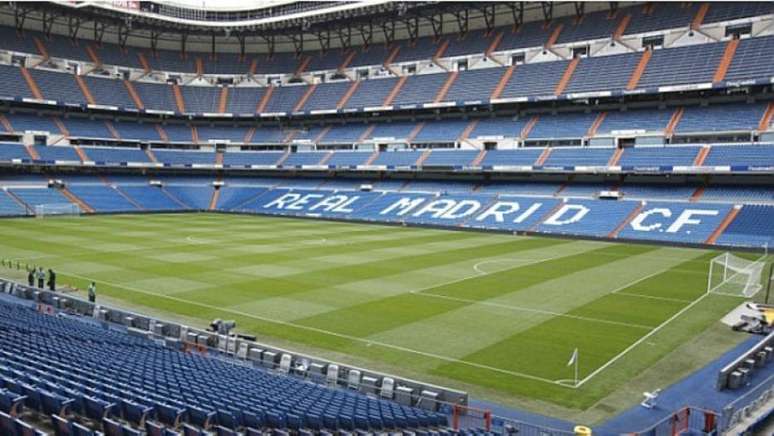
top-left (0, 0), bottom-right (772, 434)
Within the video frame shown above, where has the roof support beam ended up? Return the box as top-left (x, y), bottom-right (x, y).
top-left (541, 2), bottom-right (553, 23)
top-left (358, 22), bottom-right (373, 47)
top-left (68, 16), bottom-right (81, 40)
top-left (93, 21), bottom-right (105, 45)
top-left (337, 26), bottom-right (352, 50)
top-left (454, 9), bottom-right (469, 36)
top-left (381, 21), bottom-right (395, 46)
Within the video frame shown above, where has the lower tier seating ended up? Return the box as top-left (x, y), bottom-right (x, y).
top-left (0, 176), bottom-right (770, 248)
top-left (0, 300), bottom-right (447, 434)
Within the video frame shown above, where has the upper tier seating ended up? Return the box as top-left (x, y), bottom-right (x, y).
top-left (132, 82), bottom-right (179, 112)
top-left (300, 81), bottom-right (351, 111)
top-left (81, 146), bottom-right (151, 164)
top-left (62, 117), bottom-right (113, 139)
top-left (413, 120), bottom-right (469, 143)
top-left (479, 149), bottom-right (543, 167)
top-left (225, 87), bottom-right (265, 114)
top-left (0, 143), bottom-right (29, 161)
top-left (282, 152), bottom-right (326, 166)
top-left (0, 300), bottom-right (447, 433)
top-left (595, 108), bottom-right (673, 135)
top-left (542, 147), bottom-right (613, 167)
top-left (0, 65), bottom-right (34, 100)
top-left (635, 42), bottom-right (726, 89)
top-left (703, 144), bottom-right (774, 167)
top-left (367, 122), bottom-right (418, 141)
top-left (499, 61), bottom-right (569, 98)
top-left (725, 35), bottom-right (774, 82)
top-left (224, 152), bottom-right (283, 167)
top-left (391, 74), bottom-right (448, 106)
top-left (85, 76), bottom-right (135, 108)
top-left (564, 52), bottom-right (640, 94)
top-left (180, 86), bottom-right (221, 113)
top-left (1, 33), bottom-right (773, 114)
top-left (34, 145), bottom-right (80, 162)
top-left (343, 77), bottom-right (398, 109)
top-left (555, 9), bottom-right (621, 44)
top-left (153, 149), bottom-right (216, 165)
top-left (676, 103), bottom-right (767, 133)
top-left (469, 117), bottom-right (530, 139)
top-left (372, 150), bottom-right (422, 166)
top-left (326, 151), bottom-right (371, 167)
top-left (30, 70), bottom-right (87, 104)
top-left (528, 112), bottom-right (598, 139)
top-left (197, 126), bottom-right (249, 143)
top-left (323, 124), bottom-right (369, 143)
top-left (264, 85), bottom-right (309, 113)
top-left (623, 2), bottom-right (699, 36)
top-left (618, 146), bottom-right (700, 167)
top-left (701, 186), bottom-right (774, 204)
top-left (0, 2), bottom-right (768, 79)
top-left (113, 121), bottom-right (162, 141)
top-left (422, 150), bottom-right (478, 166)
top-left (444, 68), bottom-right (504, 102)
top-left (163, 124), bottom-right (195, 143)
top-left (202, 52), bottom-right (249, 75)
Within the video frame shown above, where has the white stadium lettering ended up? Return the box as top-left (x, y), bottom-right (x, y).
top-left (476, 201), bottom-right (520, 223)
top-left (630, 208), bottom-right (672, 232)
top-left (286, 194), bottom-right (325, 210)
top-left (666, 209), bottom-right (719, 233)
top-left (331, 196), bottom-right (360, 213)
top-left (412, 199), bottom-right (458, 218)
top-left (440, 200), bottom-right (482, 220)
top-left (514, 202), bottom-right (544, 224)
top-left (263, 193), bottom-right (300, 209)
top-left (543, 204), bottom-right (589, 226)
top-left (309, 195), bottom-right (350, 212)
top-left (380, 197), bottom-right (427, 216)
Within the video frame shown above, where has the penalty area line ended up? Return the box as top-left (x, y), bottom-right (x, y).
top-left (60, 271), bottom-right (567, 388)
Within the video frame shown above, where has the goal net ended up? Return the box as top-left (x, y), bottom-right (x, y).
top-left (34, 203), bottom-right (81, 218)
top-left (707, 252), bottom-right (765, 298)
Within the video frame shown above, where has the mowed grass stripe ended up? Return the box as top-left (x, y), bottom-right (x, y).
top-left (295, 244), bottom-right (649, 338)
top-left (367, 246), bottom-right (701, 359)
top-left (7, 220), bottom-right (422, 274)
top-left (433, 253), bottom-right (719, 386)
top-left (176, 236), bottom-right (568, 307)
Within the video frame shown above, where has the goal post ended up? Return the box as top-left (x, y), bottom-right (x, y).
top-left (707, 252), bottom-right (765, 298)
top-left (34, 203), bottom-right (81, 218)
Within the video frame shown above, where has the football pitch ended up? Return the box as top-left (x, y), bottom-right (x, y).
top-left (0, 213), bottom-right (765, 420)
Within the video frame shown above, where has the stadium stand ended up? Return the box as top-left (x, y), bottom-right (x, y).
top-left (0, 299), bottom-right (448, 433)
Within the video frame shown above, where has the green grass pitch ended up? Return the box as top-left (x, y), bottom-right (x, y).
top-left (0, 213), bottom-right (765, 421)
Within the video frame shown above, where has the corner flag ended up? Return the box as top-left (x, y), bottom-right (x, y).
top-left (567, 348), bottom-right (579, 386)
top-left (567, 348), bottom-right (578, 366)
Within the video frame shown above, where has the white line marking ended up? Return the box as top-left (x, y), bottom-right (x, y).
top-left (410, 292), bottom-right (654, 330)
top-left (60, 271), bottom-right (565, 387)
top-left (613, 292), bottom-right (692, 304)
top-left (574, 290), bottom-right (715, 388)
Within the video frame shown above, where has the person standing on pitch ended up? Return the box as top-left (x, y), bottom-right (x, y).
top-left (27, 268), bottom-right (34, 287)
top-left (47, 269), bottom-right (56, 291)
top-left (36, 267), bottom-right (45, 289)
top-left (88, 282), bottom-right (96, 303)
